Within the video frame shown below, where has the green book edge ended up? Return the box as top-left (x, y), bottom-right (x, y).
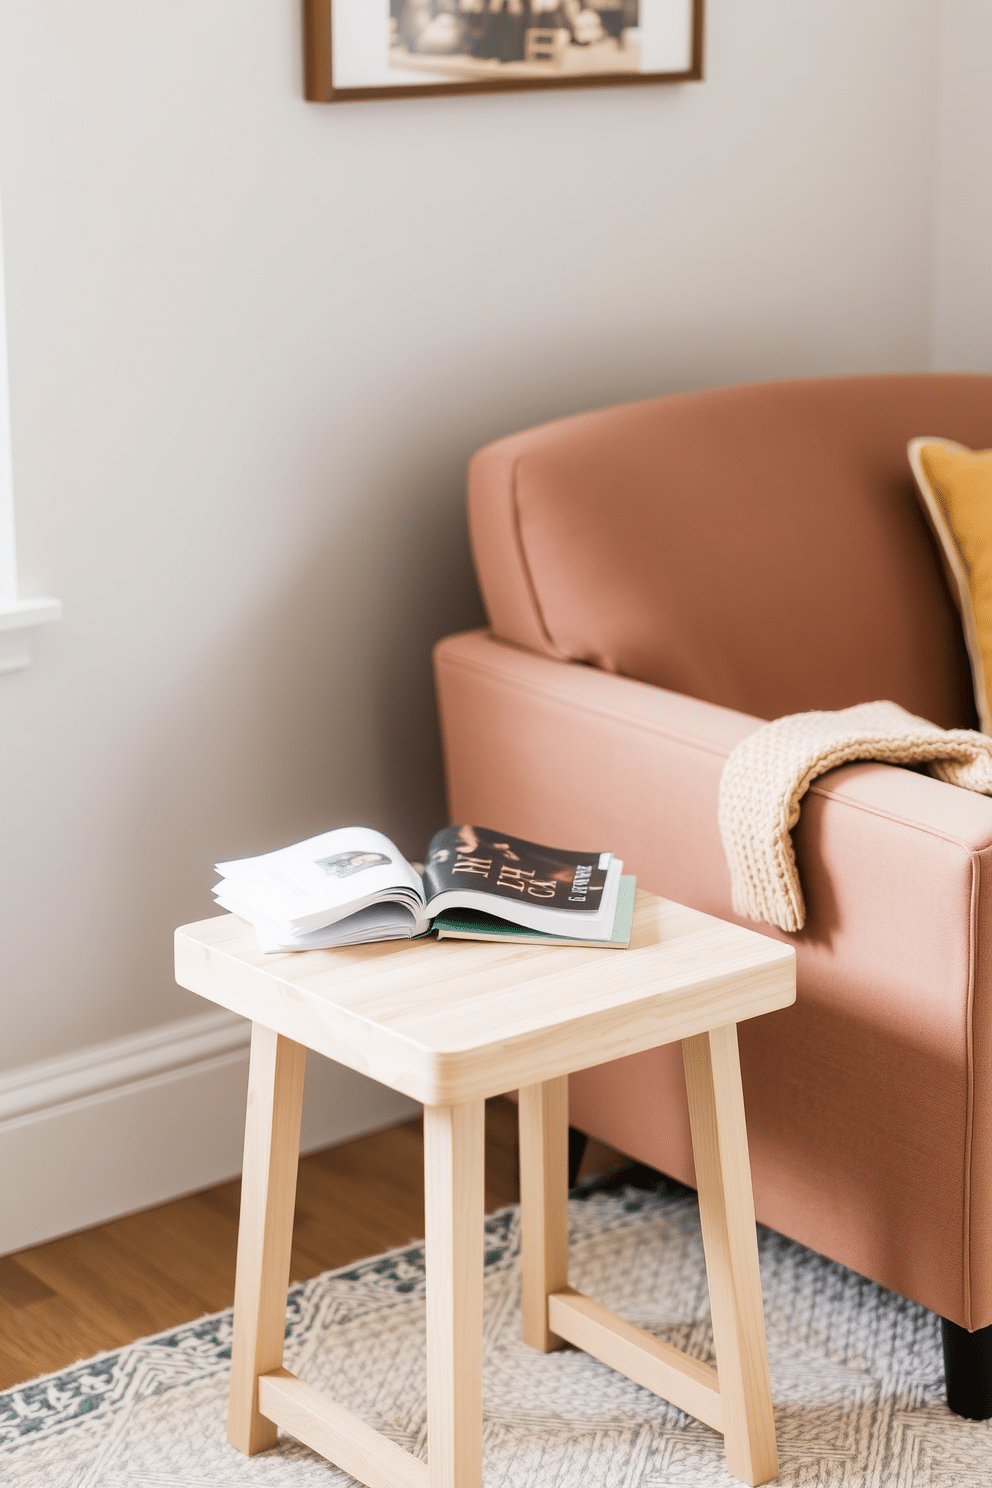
top-left (430, 874), bottom-right (637, 948)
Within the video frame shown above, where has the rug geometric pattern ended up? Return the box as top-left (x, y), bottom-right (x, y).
top-left (2, 1185), bottom-right (989, 1487)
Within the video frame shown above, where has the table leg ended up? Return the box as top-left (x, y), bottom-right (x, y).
top-left (682, 1024), bottom-right (778, 1487)
top-left (424, 1101), bottom-right (485, 1488)
top-left (228, 1024), bottom-right (307, 1455)
top-left (518, 1077), bottom-right (570, 1351)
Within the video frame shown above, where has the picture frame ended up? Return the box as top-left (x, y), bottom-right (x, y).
top-left (304, 0), bottom-right (704, 104)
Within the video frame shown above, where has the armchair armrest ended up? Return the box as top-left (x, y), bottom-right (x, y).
top-left (434, 629), bottom-right (992, 1328)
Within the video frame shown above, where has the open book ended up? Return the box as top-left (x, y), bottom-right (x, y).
top-left (213, 825), bottom-right (635, 952)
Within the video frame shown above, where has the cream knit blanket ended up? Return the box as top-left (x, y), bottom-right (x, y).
top-left (718, 700), bottom-right (992, 933)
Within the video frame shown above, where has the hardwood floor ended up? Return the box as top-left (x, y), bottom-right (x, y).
top-left (0, 1097), bottom-right (523, 1393)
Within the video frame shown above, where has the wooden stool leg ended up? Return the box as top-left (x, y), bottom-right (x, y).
top-left (518, 1077), bottom-right (570, 1351)
top-left (228, 1024), bottom-right (307, 1455)
top-left (424, 1101), bottom-right (485, 1488)
top-left (682, 1024), bottom-right (778, 1488)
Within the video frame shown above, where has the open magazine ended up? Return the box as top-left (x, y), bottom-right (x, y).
top-left (213, 825), bottom-right (635, 952)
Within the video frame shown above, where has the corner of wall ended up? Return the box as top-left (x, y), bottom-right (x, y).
top-left (930, 1), bottom-right (992, 372)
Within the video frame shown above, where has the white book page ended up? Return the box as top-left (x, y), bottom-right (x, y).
top-left (215, 827), bottom-right (424, 930)
top-left (215, 896), bottom-right (422, 952)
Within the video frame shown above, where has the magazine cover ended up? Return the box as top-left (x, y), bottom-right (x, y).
top-left (423, 825), bottom-right (610, 913)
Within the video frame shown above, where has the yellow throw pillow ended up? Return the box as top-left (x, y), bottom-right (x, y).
top-left (909, 437), bottom-right (992, 733)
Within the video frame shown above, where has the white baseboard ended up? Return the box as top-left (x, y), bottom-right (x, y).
top-left (0, 1010), bottom-right (420, 1257)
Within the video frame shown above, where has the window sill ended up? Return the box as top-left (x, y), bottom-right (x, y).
top-left (0, 596), bottom-right (62, 673)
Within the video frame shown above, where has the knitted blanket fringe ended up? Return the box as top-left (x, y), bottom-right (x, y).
top-left (718, 700), bottom-right (992, 933)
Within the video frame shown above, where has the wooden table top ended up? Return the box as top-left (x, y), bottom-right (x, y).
top-left (175, 890), bottom-right (795, 1106)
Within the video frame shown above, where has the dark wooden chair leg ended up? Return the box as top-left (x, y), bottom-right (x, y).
top-left (941, 1317), bottom-right (992, 1419)
top-left (567, 1126), bottom-right (588, 1189)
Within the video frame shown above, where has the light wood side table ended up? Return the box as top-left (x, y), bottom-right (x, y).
top-left (175, 889), bottom-right (795, 1488)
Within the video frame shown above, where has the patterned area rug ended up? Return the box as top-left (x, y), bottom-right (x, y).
top-left (2, 1183), bottom-right (990, 1487)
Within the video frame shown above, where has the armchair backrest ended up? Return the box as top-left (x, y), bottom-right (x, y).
top-left (468, 374), bottom-right (992, 726)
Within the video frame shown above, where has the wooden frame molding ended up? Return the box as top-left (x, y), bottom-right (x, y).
top-left (303, 0), bottom-right (705, 105)
top-left (303, 0), bottom-right (334, 102)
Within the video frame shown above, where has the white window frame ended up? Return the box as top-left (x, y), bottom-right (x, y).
top-left (0, 183), bottom-right (60, 673)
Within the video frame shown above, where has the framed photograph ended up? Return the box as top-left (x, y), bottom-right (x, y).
top-left (304, 0), bottom-right (704, 103)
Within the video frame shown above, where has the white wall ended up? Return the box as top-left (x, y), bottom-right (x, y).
top-left (932, 0), bottom-right (992, 370)
top-left (0, 1), bottom-right (946, 1242)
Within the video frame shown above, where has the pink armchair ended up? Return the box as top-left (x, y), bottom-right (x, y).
top-left (434, 374), bottom-right (992, 1418)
